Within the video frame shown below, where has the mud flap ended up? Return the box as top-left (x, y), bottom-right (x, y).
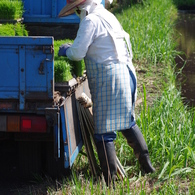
top-left (60, 93), bottom-right (83, 169)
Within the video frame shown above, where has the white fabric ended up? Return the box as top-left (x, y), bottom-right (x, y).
top-left (76, 0), bottom-right (102, 21)
top-left (108, 0), bottom-right (113, 3)
top-left (93, 12), bottom-right (133, 60)
top-left (66, 4), bottom-right (131, 64)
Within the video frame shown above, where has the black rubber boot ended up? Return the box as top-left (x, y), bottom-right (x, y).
top-left (96, 141), bottom-right (117, 187)
top-left (122, 124), bottom-right (155, 174)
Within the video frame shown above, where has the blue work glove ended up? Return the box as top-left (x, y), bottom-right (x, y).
top-left (58, 43), bottom-right (72, 56)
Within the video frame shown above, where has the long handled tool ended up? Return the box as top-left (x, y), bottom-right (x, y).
top-left (76, 93), bottom-right (126, 180)
top-left (76, 101), bottom-right (98, 178)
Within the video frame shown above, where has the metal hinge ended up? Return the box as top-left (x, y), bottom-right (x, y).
top-left (43, 46), bottom-right (54, 54)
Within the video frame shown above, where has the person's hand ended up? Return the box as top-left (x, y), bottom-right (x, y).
top-left (58, 43), bottom-right (72, 56)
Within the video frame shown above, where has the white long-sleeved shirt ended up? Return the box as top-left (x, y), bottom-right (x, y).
top-left (66, 5), bottom-right (132, 64)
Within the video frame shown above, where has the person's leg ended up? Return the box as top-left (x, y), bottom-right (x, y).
top-left (94, 132), bottom-right (117, 187)
top-left (121, 124), bottom-right (155, 173)
top-left (126, 66), bottom-right (155, 173)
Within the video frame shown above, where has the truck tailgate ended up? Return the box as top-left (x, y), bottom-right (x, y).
top-left (0, 36), bottom-right (54, 110)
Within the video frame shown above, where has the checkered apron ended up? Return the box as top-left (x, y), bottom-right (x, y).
top-left (85, 58), bottom-right (137, 134)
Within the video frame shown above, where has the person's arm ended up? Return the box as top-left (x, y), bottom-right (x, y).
top-left (66, 18), bottom-right (96, 61)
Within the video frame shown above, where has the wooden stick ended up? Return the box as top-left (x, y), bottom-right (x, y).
top-left (76, 100), bottom-right (127, 180)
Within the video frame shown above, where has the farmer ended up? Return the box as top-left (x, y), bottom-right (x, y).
top-left (58, 0), bottom-right (155, 186)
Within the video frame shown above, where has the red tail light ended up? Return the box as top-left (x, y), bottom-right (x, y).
top-left (21, 116), bottom-right (47, 133)
top-left (22, 119), bottom-right (32, 129)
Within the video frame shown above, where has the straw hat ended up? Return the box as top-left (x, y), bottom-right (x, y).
top-left (58, 0), bottom-right (87, 17)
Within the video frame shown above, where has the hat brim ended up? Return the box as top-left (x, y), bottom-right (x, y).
top-left (58, 0), bottom-right (86, 17)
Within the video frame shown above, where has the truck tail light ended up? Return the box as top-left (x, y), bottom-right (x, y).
top-left (21, 116), bottom-right (47, 133)
top-left (7, 116), bottom-right (20, 132)
top-left (22, 119), bottom-right (32, 129)
top-left (0, 102), bottom-right (13, 109)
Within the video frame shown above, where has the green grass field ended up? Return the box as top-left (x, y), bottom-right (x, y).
top-left (51, 0), bottom-right (194, 194)
top-left (0, 0), bottom-right (194, 193)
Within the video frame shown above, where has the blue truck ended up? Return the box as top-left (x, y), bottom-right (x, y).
top-left (22, 0), bottom-right (105, 24)
top-left (0, 36), bottom-right (90, 177)
top-left (21, 0), bottom-right (105, 40)
top-left (0, 0), bottom-right (107, 179)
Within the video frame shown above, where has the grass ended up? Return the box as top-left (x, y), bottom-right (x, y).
top-left (45, 0), bottom-right (194, 194)
top-left (19, 0), bottom-right (194, 194)
top-left (0, 23), bottom-right (28, 36)
top-left (1, 0), bottom-right (194, 193)
top-left (114, 0), bottom-right (178, 66)
top-left (14, 0), bottom-right (192, 194)
top-left (54, 40), bottom-right (73, 82)
top-left (54, 40), bottom-right (86, 82)
top-left (54, 60), bottom-right (73, 82)
top-left (0, 0), bottom-right (23, 20)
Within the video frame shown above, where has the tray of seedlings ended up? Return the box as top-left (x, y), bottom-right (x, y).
top-left (0, 0), bottom-right (23, 24)
top-left (0, 0), bottom-right (27, 36)
top-left (54, 40), bottom-right (86, 96)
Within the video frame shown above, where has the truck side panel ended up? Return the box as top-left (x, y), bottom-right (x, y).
top-left (0, 36), bottom-right (54, 111)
